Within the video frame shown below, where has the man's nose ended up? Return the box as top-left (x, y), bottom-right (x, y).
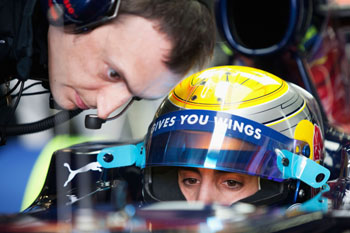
top-left (196, 183), bottom-right (216, 204)
top-left (96, 89), bottom-right (132, 119)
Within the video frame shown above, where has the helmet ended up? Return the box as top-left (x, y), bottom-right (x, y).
top-left (143, 65), bottom-right (330, 207)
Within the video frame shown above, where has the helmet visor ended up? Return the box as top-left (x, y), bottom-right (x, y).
top-left (146, 109), bottom-right (329, 187)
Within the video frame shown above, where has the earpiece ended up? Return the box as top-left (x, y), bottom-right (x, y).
top-left (41, 0), bottom-right (120, 33)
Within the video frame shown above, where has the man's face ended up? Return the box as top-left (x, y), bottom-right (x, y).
top-left (48, 15), bottom-right (180, 119)
top-left (178, 167), bottom-right (259, 205)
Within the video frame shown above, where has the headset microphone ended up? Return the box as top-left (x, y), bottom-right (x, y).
top-left (85, 97), bottom-right (141, 129)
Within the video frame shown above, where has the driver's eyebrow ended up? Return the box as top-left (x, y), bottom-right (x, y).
top-left (215, 170), bottom-right (236, 175)
top-left (178, 167), bottom-right (200, 174)
top-left (178, 167), bottom-right (232, 175)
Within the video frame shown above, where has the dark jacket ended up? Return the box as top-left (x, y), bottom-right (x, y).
top-left (0, 0), bottom-right (49, 84)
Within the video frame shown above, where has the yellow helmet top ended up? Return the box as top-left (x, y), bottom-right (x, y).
top-left (169, 66), bottom-right (288, 110)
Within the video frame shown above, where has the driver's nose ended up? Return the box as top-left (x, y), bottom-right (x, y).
top-left (196, 182), bottom-right (216, 204)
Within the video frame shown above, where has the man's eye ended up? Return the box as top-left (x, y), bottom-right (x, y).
top-left (224, 180), bottom-right (242, 189)
top-left (183, 178), bottom-right (199, 185)
top-left (108, 68), bottom-right (120, 80)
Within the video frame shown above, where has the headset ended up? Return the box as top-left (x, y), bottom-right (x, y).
top-left (84, 97), bottom-right (141, 130)
top-left (42, 0), bottom-right (211, 34)
top-left (40, 0), bottom-right (121, 33)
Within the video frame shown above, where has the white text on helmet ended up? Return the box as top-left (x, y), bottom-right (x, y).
top-left (152, 113), bottom-right (262, 141)
top-left (214, 117), bottom-right (262, 140)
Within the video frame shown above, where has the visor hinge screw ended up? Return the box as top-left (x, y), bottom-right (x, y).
top-left (140, 146), bottom-right (144, 154)
top-left (282, 158), bottom-right (289, 166)
top-left (103, 153), bottom-right (114, 163)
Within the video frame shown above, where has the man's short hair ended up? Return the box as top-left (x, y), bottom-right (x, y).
top-left (119, 0), bottom-right (215, 76)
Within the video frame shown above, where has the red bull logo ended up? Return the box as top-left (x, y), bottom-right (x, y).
top-left (313, 124), bottom-right (324, 161)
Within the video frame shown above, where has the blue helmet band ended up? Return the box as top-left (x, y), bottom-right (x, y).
top-left (146, 109), bottom-right (330, 188)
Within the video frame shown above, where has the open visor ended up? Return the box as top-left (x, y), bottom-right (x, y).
top-left (146, 110), bottom-right (329, 188)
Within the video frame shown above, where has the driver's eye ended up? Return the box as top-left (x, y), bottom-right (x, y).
top-left (183, 178), bottom-right (198, 185)
top-left (224, 180), bottom-right (242, 189)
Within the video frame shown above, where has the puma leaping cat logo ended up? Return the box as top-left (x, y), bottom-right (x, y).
top-left (63, 162), bottom-right (102, 187)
